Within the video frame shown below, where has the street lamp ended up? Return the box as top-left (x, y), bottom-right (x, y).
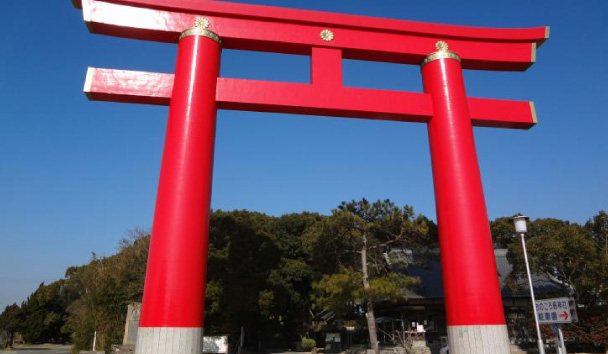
top-left (512, 215), bottom-right (545, 354)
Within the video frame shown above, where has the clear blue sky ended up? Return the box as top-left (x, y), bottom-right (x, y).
top-left (0, 0), bottom-right (606, 309)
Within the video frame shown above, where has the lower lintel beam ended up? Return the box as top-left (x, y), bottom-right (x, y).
top-left (84, 67), bottom-right (536, 129)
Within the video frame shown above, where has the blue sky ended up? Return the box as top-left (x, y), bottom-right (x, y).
top-left (0, 0), bottom-right (606, 309)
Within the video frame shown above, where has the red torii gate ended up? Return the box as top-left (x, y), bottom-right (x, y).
top-left (72, 0), bottom-right (548, 353)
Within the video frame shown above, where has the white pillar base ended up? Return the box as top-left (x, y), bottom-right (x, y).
top-left (447, 324), bottom-right (510, 354)
top-left (134, 327), bottom-right (203, 354)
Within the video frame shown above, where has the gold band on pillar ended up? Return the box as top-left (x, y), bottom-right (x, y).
top-left (421, 41), bottom-right (460, 67)
top-left (180, 27), bottom-right (222, 44)
top-left (179, 17), bottom-right (222, 45)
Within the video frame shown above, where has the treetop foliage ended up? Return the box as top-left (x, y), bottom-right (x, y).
top-left (2, 204), bottom-right (606, 351)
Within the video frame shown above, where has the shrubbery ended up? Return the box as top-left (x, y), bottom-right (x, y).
top-left (300, 337), bottom-right (316, 351)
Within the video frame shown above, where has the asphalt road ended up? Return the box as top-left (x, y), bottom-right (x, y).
top-left (0, 345), bottom-right (72, 354)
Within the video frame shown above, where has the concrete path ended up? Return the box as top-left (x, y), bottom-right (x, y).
top-left (0, 345), bottom-right (71, 354)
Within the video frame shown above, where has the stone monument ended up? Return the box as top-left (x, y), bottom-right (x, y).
top-left (111, 302), bottom-right (141, 354)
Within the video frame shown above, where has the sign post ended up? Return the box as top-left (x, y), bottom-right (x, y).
top-left (550, 325), bottom-right (567, 354)
top-left (537, 297), bottom-right (577, 354)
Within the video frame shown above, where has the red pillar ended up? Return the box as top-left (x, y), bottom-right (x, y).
top-left (421, 42), bottom-right (510, 354)
top-left (135, 23), bottom-right (221, 354)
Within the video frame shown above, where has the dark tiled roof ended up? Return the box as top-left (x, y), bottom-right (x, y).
top-left (399, 249), bottom-right (564, 299)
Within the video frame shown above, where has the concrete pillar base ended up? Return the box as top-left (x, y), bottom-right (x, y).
top-left (134, 327), bottom-right (203, 354)
top-left (447, 324), bottom-right (510, 354)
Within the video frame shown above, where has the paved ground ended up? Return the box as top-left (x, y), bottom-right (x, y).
top-left (0, 345), bottom-right (71, 354)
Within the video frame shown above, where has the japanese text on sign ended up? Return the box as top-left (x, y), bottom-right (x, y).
top-left (535, 297), bottom-right (572, 324)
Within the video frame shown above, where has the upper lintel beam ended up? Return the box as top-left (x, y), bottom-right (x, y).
top-left (77, 0), bottom-right (545, 71)
top-left (74, 0), bottom-right (548, 46)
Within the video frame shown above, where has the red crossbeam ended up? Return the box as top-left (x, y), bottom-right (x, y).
top-left (84, 67), bottom-right (536, 129)
top-left (76, 0), bottom-right (546, 71)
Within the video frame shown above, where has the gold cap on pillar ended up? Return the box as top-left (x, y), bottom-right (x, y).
top-left (180, 17), bottom-right (222, 45)
top-left (421, 41), bottom-right (460, 67)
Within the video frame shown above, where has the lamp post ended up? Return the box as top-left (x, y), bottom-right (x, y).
top-left (513, 215), bottom-right (545, 354)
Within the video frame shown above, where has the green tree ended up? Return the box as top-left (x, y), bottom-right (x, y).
top-left (0, 303), bottom-right (22, 348)
top-left (262, 213), bottom-right (322, 340)
top-left (507, 218), bottom-right (607, 307)
top-left (205, 210), bottom-right (321, 349)
top-left (19, 281), bottom-right (70, 344)
top-left (64, 229), bottom-right (150, 353)
top-left (490, 216), bottom-right (519, 248)
top-left (585, 210), bottom-right (608, 257)
top-left (307, 199), bottom-right (427, 354)
top-left (205, 211), bottom-right (281, 339)
top-left (63, 255), bottom-right (127, 353)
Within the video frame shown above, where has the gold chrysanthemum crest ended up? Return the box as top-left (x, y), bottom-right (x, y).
top-left (195, 17), bottom-right (210, 29)
top-left (320, 29), bottom-right (334, 42)
top-left (435, 41), bottom-right (449, 51)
